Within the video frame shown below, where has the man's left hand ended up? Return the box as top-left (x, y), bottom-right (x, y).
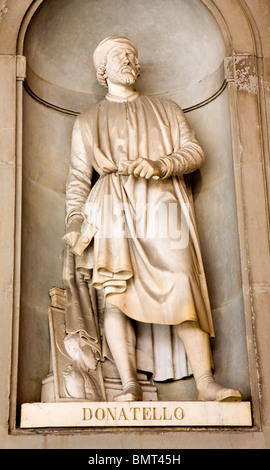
top-left (118, 157), bottom-right (166, 179)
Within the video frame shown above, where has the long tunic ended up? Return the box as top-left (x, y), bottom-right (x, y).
top-left (65, 92), bottom-right (214, 380)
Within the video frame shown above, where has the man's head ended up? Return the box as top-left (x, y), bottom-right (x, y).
top-left (93, 36), bottom-right (140, 88)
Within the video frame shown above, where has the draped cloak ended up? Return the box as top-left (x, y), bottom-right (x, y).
top-left (63, 92), bottom-right (214, 381)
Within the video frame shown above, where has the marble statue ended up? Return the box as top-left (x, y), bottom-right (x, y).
top-left (62, 36), bottom-right (242, 402)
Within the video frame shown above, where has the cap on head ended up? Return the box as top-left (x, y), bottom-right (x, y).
top-left (93, 36), bottom-right (138, 70)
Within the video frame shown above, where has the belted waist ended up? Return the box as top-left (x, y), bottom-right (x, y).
top-left (98, 161), bottom-right (128, 178)
top-left (99, 168), bottom-right (118, 178)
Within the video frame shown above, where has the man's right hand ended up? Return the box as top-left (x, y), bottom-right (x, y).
top-left (63, 216), bottom-right (97, 256)
top-left (63, 215), bottom-right (83, 248)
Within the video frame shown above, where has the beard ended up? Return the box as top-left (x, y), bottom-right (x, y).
top-left (120, 73), bottom-right (136, 85)
top-left (107, 65), bottom-right (137, 86)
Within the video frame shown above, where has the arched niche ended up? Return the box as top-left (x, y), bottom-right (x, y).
top-left (17, 0), bottom-right (251, 406)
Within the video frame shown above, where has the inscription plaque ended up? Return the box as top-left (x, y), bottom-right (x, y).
top-left (21, 401), bottom-right (252, 428)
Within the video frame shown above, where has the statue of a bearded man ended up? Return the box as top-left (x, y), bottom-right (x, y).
top-left (63, 36), bottom-right (242, 402)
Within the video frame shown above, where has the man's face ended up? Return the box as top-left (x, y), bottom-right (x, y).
top-left (105, 46), bottom-right (139, 86)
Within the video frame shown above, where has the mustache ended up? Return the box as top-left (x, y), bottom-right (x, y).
top-left (120, 65), bottom-right (136, 77)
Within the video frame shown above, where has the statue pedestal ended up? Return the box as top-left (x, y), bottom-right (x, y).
top-left (30, 288), bottom-right (252, 429)
top-left (20, 401), bottom-right (252, 428)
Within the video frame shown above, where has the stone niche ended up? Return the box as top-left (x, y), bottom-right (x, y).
top-left (17, 0), bottom-right (251, 413)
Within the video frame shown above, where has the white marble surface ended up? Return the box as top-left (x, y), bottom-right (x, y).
top-left (21, 401), bottom-right (252, 428)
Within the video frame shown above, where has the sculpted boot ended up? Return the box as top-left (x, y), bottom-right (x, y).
top-left (114, 380), bottom-right (143, 402)
top-left (176, 321), bottom-right (242, 401)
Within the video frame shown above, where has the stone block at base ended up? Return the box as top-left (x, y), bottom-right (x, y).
top-left (20, 401), bottom-right (252, 428)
